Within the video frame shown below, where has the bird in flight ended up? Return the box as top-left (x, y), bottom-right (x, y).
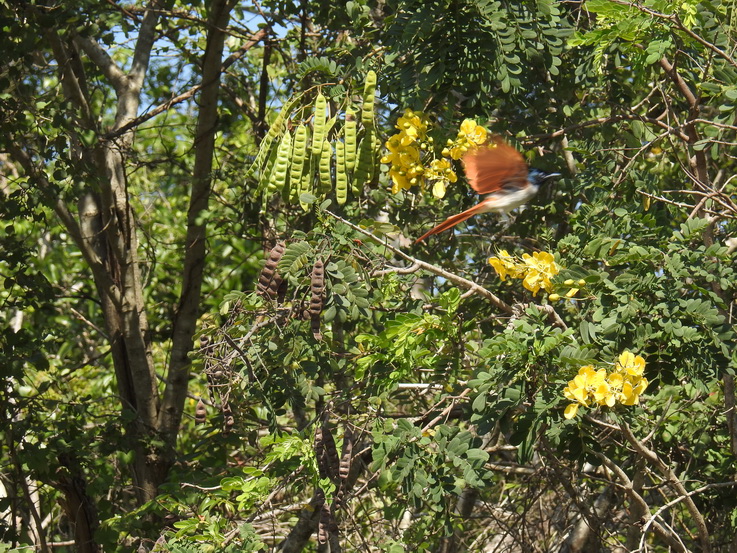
top-left (415, 137), bottom-right (559, 243)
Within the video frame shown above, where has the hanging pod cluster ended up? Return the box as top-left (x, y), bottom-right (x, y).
top-left (252, 70), bottom-right (379, 209)
top-left (256, 241), bottom-right (329, 341)
top-left (314, 418), bottom-right (354, 544)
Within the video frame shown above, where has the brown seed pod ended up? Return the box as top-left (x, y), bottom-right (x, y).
top-left (321, 423), bottom-right (340, 482)
top-left (310, 259), bottom-right (325, 340)
top-left (311, 315), bottom-right (323, 342)
top-left (339, 426), bottom-right (353, 481)
top-left (309, 259), bottom-right (325, 317)
top-left (318, 501), bottom-right (331, 544)
top-left (257, 242), bottom-right (286, 299)
top-left (334, 426), bottom-right (353, 510)
top-left (223, 406), bottom-right (234, 433)
top-left (195, 398), bottom-right (206, 425)
top-left (314, 425), bottom-right (329, 480)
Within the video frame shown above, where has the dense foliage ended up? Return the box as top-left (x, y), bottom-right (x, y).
top-left (1, 1), bottom-right (736, 552)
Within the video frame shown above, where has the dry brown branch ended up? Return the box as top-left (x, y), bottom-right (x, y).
top-left (618, 422), bottom-right (711, 552)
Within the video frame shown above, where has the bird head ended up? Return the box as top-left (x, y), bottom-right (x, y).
top-left (528, 169), bottom-right (561, 187)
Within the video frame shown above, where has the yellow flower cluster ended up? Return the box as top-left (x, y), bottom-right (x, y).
top-left (488, 250), bottom-right (560, 296)
top-left (382, 109), bottom-right (432, 194)
top-left (425, 158), bottom-right (457, 198)
top-left (442, 119), bottom-right (488, 160)
top-left (381, 112), bottom-right (488, 198)
top-left (563, 351), bottom-right (648, 419)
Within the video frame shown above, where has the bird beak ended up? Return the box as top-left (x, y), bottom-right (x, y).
top-left (544, 172), bottom-right (562, 181)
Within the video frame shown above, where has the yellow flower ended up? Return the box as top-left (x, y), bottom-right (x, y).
top-left (446, 120), bottom-right (489, 160)
top-left (459, 119), bottom-right (488, 146)
top-left (425, 158), bottom-right (459, 198)
top-left (488, 250), bottom-right (524, 281)
top-left (448, 143), bottom-right (469, 160)
top-left (564, 403), bottom-right (580, 419)
top-left (563, 351), bottom-right (649, 419)
top-left (396, 109), bottom-right (428, 143)
top-left (390, 171), bottom-right (411, 194)
top-left (602, 372), bottom-right (623, 407)
top-left (432, 180), bottom-right (447, 198)
top-left (615, 350), bottom-right (646, 377)
top-left (563, 365), bottom-right (605, 405)
top-left (563, 365), bottom-right (608, 418)
top-left (620, 374), bottom-right (648, 405)
top-left (429, 158), bottom-right (451, 173)
top-left (521, 251), bottom-right (559, 296)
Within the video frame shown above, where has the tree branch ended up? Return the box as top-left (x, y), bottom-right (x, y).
top-left (618, 421), bottom-right (711, 552)
top-left (158, 0), bottom-right (236, 440)
top-left (129, 0), bottom-right (162, 90)
top-left (6, 145), bottom-right (122, 308)
top-left (324, 210), bottom-right (514, 314)
top-left (588, 448), bottom-right (689, 552)
top-left (102, 27), bottom-right (269, 140)
top-left (47, 32), bottom-right (93, 126)
top-left (606, 0), bottom-right (737, 70)
top-left (73, 35), bottom-right (127, 94)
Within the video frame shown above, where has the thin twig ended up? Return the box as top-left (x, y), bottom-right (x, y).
top-left (324, 210), bottom-right (513, 313)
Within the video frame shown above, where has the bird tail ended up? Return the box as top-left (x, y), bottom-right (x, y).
top-left (414, 202), bottom-right (487, 243)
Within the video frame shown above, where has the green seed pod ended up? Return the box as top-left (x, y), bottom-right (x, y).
top-left (335, 141), bottom-right (348, 205)
top-left (246, 93), bottom-right (301, 178)
top-left (352, 129), bottom-right (376, 194)
top-left (344, 107), bottom-right (358, 172)
top-left (311, 93), bottom-right (328, 157)
top-left (289, 124), bottom-right (309, 204)
top-left (319, 140), bottom-right (333, 194)
top-left (361, 70), bottom-right (377, 128)
top-left (257, 142), bottom-right (280, 197)
top-left (269, 130), bottom-right (292, 194)
top-left (299, 157), bottom-right (314, 211)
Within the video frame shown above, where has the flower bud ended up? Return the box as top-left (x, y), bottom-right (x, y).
top-left (548, 293), bottom-right (561, 302)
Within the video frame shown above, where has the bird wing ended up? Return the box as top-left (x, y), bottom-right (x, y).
top-left (463, 136), bottom-right (529, 195)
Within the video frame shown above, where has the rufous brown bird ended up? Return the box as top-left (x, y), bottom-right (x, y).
top-left (415, 136), bottom-right (559, 243)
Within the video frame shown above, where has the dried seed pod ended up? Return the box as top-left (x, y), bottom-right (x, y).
top-left (339, 427), bottom-right (353, 481)
top-left (311, 315), bottom-right (323, 342)
top-left (314, 425), bottom-right (329, 479)
top-left (318, 501), bottom-right (331, 544)
top-left (195, 398), bottom-right (206, 425)
top-left (309, 259), bottom-right (325, 317)
top-left (257, 242), bottom-right (286, 299)
top-left (223, 405), bottom-right (234, 433)
top-left (321, 424), bottom-right (340, 482)
top-left (310, 259), bottom-right (325, 340)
